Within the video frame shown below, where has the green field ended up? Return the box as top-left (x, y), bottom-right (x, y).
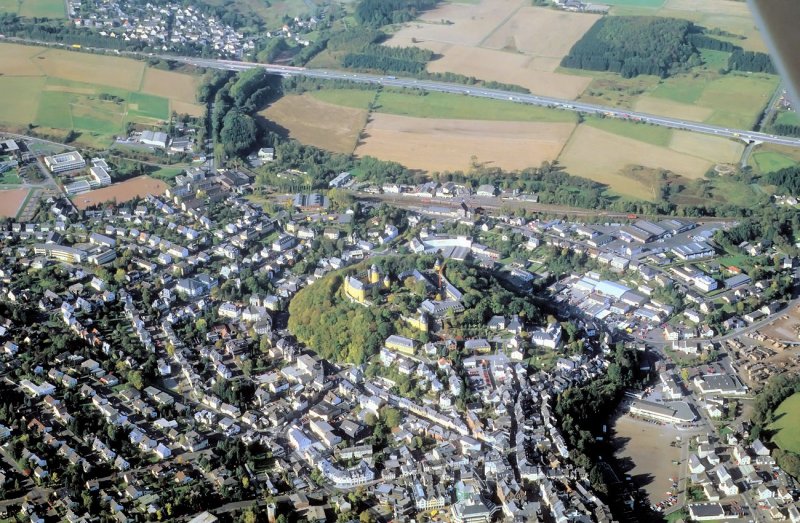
top-left (148, 165), bottom-right (187, 180)
top-left (0, 0), bottom-right (65, 17)
top-left (753, 151), bottom-right (798, 173)
top-left (650, 76), bottom-right (708, 105)
top-left (769, 393), bottom-right (800, 454)
top-left (374, 90), bottom-right (577, 122)
top-left (698, 74), bottom-right (780, 129)
top-left (310, 87), bottom-right (578, 122)
top-left (584, 116), bottom-right (672, 146)
top-left (0, 171), bottom-right (22, 185)
top-left (0, 76), bottom-right (47, 125)
top-left (128, 92), bottom-right (170, 120)
top-left (309, 89), bottom-right (376, 110)
top-left (775, 110), bottom-right (800, 127)
top-left (699, 49), bottom-right (731, 72)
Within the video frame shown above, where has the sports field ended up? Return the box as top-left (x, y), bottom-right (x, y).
top-left (385, 0), bottom-right (597, 99)
top-left (72, 176), bottom-right (168, 210)
top-left (354, 113), bottom-right (575, 173)
top-left (0, 43), bottom-right (204, 142)
top-left (0, 188), bottom-right (30, 218)
top-left (769, 393), bottom-right (800, 454)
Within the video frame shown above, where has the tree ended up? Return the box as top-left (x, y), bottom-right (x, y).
top-left (380, 407), bottom-right (402, 429)
top-left (359, 510), bottom-right (375, 523)
top-left (220, 110), bottom-right (257, 157)
top-left (127, 370), bottom-right (144, 390)
top-left (114, 268), bottom-right (127, 283)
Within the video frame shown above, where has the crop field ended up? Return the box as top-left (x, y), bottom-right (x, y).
top-left (72, 176), bottom-right (168, 210)
top-left (259, 94), bottom-right (368, 153)
top-left (557, 125), bottom-right (715, 199)
top-left (0, 43), bottom-right (202, 142)
top-left (0, 0), bottom-right (65, 18)
top-left (583, 117), bottom-right (673, 146)
top-left (385, 0), bottom-right (597, 98)
top-left (354, 113), bottom-right (575, 173)
top-left (769, 393), bottom-right (800, 454)
top-left (0, 188), bottom-right (30, 218)
top-left (308, 89), bottom-right (376, 110)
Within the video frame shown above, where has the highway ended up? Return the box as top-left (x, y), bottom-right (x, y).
top-left (173, 56), bottom-right (800, 148)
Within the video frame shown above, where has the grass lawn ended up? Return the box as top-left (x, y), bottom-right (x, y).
top-left (0, 76), bottom-right (47, 125)
top-left (717, 254), bottom-right (752, 270)
top-left (650, 76), bottom-right (707, 105)
top-left (148, 165), bottom-right (186, 180)
top-left (752, 151), bottom-right (797, 173)
top-left (0, 171), bottom-right (22, 185)
top-left (374, 90), bottom-right (577, 122)
top-left (775, 110), bottom-right (800, 127)
top-left (36, 91), bottom-right (74, 129)
top-left (699, 49), bottom-right (731, 72)
top-left (584, 116), bottom-right (673, 146)
top-left (308, 88), bottom-right (377, 110)
top-left (769, 392), bottom-right (800, 453)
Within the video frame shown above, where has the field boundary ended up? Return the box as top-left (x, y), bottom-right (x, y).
top-left (475, 1), bottom-right (525, 49)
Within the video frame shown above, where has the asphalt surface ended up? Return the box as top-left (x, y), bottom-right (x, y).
top-left (173, 57), bottom-right (800, 148)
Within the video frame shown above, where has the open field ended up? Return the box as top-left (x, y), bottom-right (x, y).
top-left (259, 94), bottom-right (368, 154)
top-left (72, 176), bottom-right (167, 209)
top-left (668, 131), bottom-right (744, 163)
top-left (355, 113), bottom-right (574, 172)
top-left (752, 151), bottom-right (797, 173)
top-left (634, 97), bottom-right (713, 122)
top-left (308, 89), bottom-right (376, 110)
top-left (557, 126), bottom-right (714, 199)
top-left (769, 393), bottom-right (800, 454)
top-left (584, 117), bottom-right (673, 147)
top-left (613, 414), bottom-right (681, 505)
top-left (0, 0), bottom-right (65, 17)
top-left (0, 43), bottom-right (202, 141)
top-left (386, 0), bottom-right (597, 99)
top-left (0, 188), bottom-right (30, 218)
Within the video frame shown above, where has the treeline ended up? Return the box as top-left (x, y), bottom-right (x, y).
top-left (728, 49), bottom-right (776, 74)
top-left (763, 165), bottom-right (800, 194)
top-left (750, 374), bottom-right (800, 478)
top-left (561, 17), bottom-right (698, 78)
top-left (769, 123), bottom-right (800, 138)
top-left (713, 206), bottom-right (800, 254)
top-left (354, 0), bottom-right (438, 27)
top-left (688, 33), bottom-right (740, 52)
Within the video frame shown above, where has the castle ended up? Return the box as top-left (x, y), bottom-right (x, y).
top-left (344, 264), bottom-right (391, 303)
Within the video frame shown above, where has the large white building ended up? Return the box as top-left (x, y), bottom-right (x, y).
top-left (45, 151), bottom-right (85, 173)
top-left (140, 130), bottom-right (169, 148)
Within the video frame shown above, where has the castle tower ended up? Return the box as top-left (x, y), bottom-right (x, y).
top-left (368, 264), bottom-right (380, 284)
top-left (382, 274), bottom-right (391, 290)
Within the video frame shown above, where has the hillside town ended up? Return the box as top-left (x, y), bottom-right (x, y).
top-left (0, 133), bottom-right (799, 523)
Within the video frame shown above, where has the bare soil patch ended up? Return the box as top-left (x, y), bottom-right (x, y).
top-left (72, 176), bottom-right (167, 209)
top-left (0, 188), bottom-right (29, 218)
top-left (613, 414), bottom-right (681, 505)
top-left (259, 94), bottom-right (368, 154)
top-left (355, 113), bottom-right (574, 172)
top-left (481, 7), bottom-right (600, 65)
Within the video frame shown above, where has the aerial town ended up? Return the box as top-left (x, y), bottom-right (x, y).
top-left (0, 128), bottom-right (799, 523)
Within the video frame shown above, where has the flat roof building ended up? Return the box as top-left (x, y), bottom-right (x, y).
top-left (672, 241), bottom-right (714, 261)
top-left (45, 151), bottom-right (85, 173)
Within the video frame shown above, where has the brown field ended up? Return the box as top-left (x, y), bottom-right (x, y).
top-left (480, 7), bottom-right (600, 66)
top-left (141, 68), bottom-right (203, 115)
top-left (0, 42), bottom-right (46, 76)
top-left (259, 94), bottom-right (368, 154)
top-left (355, 113), bottom-right (574, 172)
top-left (426, 44), bottom-right (591, 99)
top-left (668, 131), bottom-right (744, 163)
top-left (386, 0), bottom-right (595, 99)
top-left (634, 97), bottom-right (713, 122)
top-left (558, 126), bottom-right (712, 199)
top-left (35, 49), bottom-right (145, 91)
top-left (72, 176), bottom-right (167, 209)
top-left (0, 188), bottom-right (29, 218)
top-left (613, 414), bottom-right (681, 505)
top-left (389, 0), bottom-right (525, 48)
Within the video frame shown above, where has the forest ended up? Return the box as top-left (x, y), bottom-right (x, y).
top-left (727, 49), bottom-right (777, 74)
top-left (354, 0), bottom-right (439, 27)
top-left (762, 165), bottom-right (800, 195)
top-left (750, 374), bottom-right (800, 479)
top-left (561, 17), bottom-right (699, 78)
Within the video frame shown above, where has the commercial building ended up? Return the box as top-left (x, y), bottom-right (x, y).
top-left (140, 130), bottom-right (169, 148)
top-left (33, 244), bottom-right (87, 263)
top-left (629, 399), bottom-right (696, 423)
top-left (45, 151), bottom-right (86, 173)
top-left (671, 242), bottom-right (715, 261)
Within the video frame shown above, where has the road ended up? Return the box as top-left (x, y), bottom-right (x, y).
top-left (171, 57), bottom-right (800, 149)
top-left (2, 37), bottom-right (799, 148)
